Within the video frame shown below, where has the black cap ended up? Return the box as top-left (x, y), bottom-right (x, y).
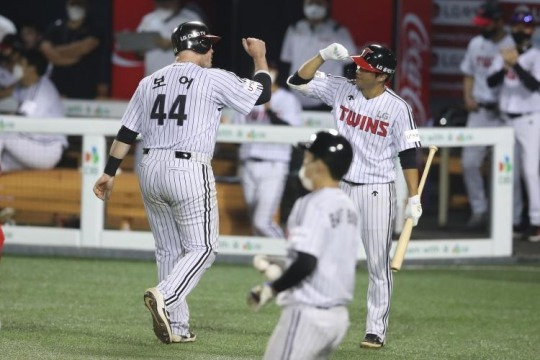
top-left (510, 5), bottom-right (535, 25)
top-left (298, 130), bottom-right (353, 180)
top-left (473, 1), bottom-right (503, 26)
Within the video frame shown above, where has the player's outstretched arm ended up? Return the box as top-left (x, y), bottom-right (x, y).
top-left (242, 37), bottom-right (268, 73)
top-left (93, 126), bottom-right (138, 201)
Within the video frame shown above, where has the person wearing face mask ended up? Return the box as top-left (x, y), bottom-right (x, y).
top-left (0, 49), bottom-right (67, 173)
top-left (486, 5), bottom-right (540, 242)
top-left (40, 0), bottom-right (108, 99)
top-left (230, 62), bottom-right (303, 238)
top-left (246, 130), bottom-right (360, 360)
top-left (280, 0), bottom-right (356, 111)
top-left (459, 0), bottom-right (514, 229)
top-left (137, 0), bottom-right (205, 76)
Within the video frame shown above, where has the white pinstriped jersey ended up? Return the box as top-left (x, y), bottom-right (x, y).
top-left (460, 34), bottom-right (514, 103)
top-left (231, 88), bottom-right (303, 162)
top-left (121, 62), bottom-right (263, 156)
top-left (300, 72), bottom-right (421, 184)
top-left (277, 187), bottom-right (360, 308)
top-left (489, 47), bottom-right (540, 113)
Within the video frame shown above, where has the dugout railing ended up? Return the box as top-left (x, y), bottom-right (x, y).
top-left (0, 108), bottom-right (514, 261)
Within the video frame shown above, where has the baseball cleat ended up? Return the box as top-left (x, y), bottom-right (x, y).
top-left (171, 331), bottom-right (197, 343)
top-left (360, 333), bottom-right (384, 349)
top-left (144, 287), bottom-right (172, 344)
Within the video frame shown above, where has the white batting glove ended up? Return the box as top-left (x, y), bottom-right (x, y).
top-left (404, 195), bottom-right (422, 227)
top-left (247, 283), bottom-right (275, 311)
top-left (319, 43), bottom-right (349, 61)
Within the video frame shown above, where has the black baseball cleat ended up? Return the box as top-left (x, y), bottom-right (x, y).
top-left (360, 333), bottom-right (384, 349)
top-left (144, 287), bottom-right (172, 344)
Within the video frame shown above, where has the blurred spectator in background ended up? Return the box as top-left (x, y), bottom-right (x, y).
top-left (487, 5), bottom-right (540, 242)
top-left (230, 62), bottom-right (303, 238)
top-left (137, 0), bottom-right (204, 76)
top-left (280, 0), bottom-right (356, 110)
top-left (460, 0), bottom-right (513, 229)
top-left (0, 49), bottom-right (67, 172)
top-left (0, 15), bottom-right (17, 100)
top-left (40, 0), bottom-right (109, 99)
top-left (20, 22), bottom-right (43, 51)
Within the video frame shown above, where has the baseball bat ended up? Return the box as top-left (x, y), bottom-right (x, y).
top-left (391, 145), bottom-right (438, 272)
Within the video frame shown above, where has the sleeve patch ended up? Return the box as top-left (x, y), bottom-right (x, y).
top-left (404, 129), bottom-right (420, 143)
top-left (242, 80), bottom-right (259, 93)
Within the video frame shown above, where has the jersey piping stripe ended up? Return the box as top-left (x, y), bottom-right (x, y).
top-left (164, 165), bottom-right (212, 306)
top-left (381, 183), bottom-right (393, 334)
top-left (281, 309), bottom-right (302, 360)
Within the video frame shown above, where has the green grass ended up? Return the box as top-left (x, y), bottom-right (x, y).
top-left (0, 256), bottom-right (539, 360)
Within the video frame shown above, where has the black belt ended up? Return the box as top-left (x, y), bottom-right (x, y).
top-left (143, 148), bottom-right (192, 160)
top-left (342, 179), bottom-right (366, 186)
top-left (245, 157), bottom-right (265, 162)
top-left (505, 112), bottom-right (531, 119)
top-left (477, 102), bottom-right (498, 111)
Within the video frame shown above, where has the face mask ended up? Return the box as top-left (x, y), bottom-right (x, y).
top-left (67, 5), bottom-right (86, 21)
top-left (481, 28), bottom-right (496, 39)
top-left (304, 4), bottom-right (327, 21)
top-left (512, 31), bottom-right (532, 47)
top-left (269, 71), bottom-right (277, 84)
top-left (298, 165), bottom-right (314, 191)
top-left (12, 64), bottom-right (23, 81)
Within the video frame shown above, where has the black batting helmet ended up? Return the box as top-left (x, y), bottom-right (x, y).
top-left (171, 21), bottom-right (221, 55)
top-left (298, 130), bottom-right (353, 180)
top-left (351, 44), bottom-right (396, 75)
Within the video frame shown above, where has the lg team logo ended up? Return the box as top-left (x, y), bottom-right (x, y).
top-left (84, 146), bottom-right (99, 164)
top-left (180, 31), bottom-right (206, 41)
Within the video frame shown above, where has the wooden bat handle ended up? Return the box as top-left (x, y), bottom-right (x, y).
top-left (391, 145), bottom-right (438, 272)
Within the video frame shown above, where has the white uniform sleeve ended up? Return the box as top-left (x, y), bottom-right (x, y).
top-left (393, 103), bottom-right (421, 152)
top-left (210, 69), bottom-right (263, 116)
top-left (519, 48), bottom-right (540, 80)
top-left (488, 54), bottom-right (504, 75)
top-left (280, 26), bottom-right (294, 64)
top-left (288, 203), bottom-right (327, 258)
top-left (271, 91), bottom-right (303, 126)
top-left (298, 71), bottom-right (346, 106)
top-left (460, 40), bottom-right (475, 76)
top-left (120, 81), bottom-right (145, 133)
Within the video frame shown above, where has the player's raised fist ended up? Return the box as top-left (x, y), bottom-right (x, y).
top-left (319, 43), bottom-right (349, 61)
top-left (242, 37), bottom-right (266, 59)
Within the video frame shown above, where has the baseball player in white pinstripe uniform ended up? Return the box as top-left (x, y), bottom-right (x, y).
top-left (231, 64), bottom-right (303, 238)
top-left (248, 130), bottom-right (359, 360)
top-left (93, 21), bottom-right (272, 344)
top-left (287, 43), bottom-right (422, 348)
top-left (487, 5), bottom-right (540, 242)
top-left (460, 1), bottom-right (514, 228)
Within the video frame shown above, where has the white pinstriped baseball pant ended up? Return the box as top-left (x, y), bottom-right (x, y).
top-left (340, 182), bottom-right (396, 342)
top-left (263, 305), bottom-right (349, 360)
top-left (240, 160), bottom-right (288, 238)
top-left (138, 150), bottom-right (218, 337)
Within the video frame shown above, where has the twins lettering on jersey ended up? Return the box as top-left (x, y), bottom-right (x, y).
top-left (475, 56), bottom-right (493, 68)
top-left (338, 105), bottom-right (389, 137)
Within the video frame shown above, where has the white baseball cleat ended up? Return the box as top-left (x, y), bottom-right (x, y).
top-left (171, 331), bottom-right (197, 343)
top-left (144, 287), bottom-right (172, 344)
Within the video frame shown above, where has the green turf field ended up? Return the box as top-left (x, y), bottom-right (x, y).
top-left (0, 256), bottom-right (539, 360)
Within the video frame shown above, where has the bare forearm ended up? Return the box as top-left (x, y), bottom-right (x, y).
top-left (56, 38), bottom-right (99, 57)
top-left (463, 76), bottom-right (474, 101)
top-left (253, 56), bottom-right (269, 73)
top-left (109, 140), bottom-right (131, 159)
top-left (298, 54), bottom-right (325, 80)
top-left (403, 168), bottom-right (419, 197)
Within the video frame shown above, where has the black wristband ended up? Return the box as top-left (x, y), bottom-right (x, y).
top-left (104, 156), bottom-right (122, 177)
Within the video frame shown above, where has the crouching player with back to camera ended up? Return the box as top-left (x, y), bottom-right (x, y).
top-left (248, 130), bottom-right (361, 360)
